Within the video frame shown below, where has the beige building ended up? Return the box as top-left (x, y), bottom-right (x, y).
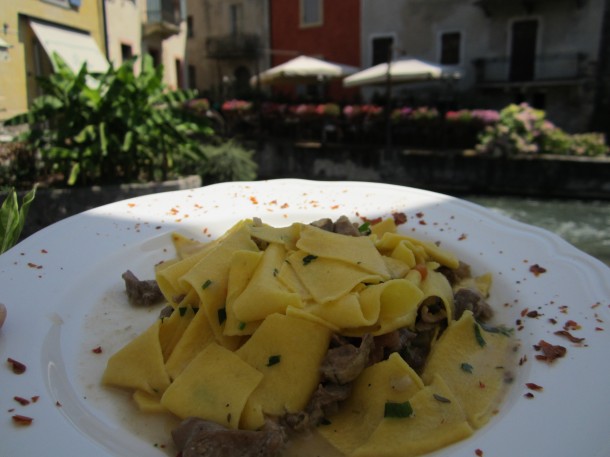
top-left (0, 0), bottom-right (189, 122)
top-left (359, 0), bottom-right (607, 132)
top-left (0, 0), bottom-right (107, 121)
top-left (185, 0), bottom-right (270, 100)
top-left (105, 0), bottom-right (188, 89)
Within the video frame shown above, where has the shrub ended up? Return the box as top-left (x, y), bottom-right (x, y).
top-left (190, 140), bottom-right (258, 184)
top-left (476, 103), bottom-right (609, 157)
top-left (6, 53), bottom-right (215, 186)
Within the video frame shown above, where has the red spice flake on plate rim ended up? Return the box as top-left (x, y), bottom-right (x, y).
top-left (526, 382), bottom-right (544, 391)
top-left (475, 449), bottom-right (484, 456)
top-left (7, 357), bottom-right (27, 374)
top-left (12, 414), bottom-right (34, 426)
top-left (533, 340), bottom-right (567, 363)
top-left (553, 330), bottom-right (585, 343)
top-left (91, 346), bottom-right (103, 354)
top-left (529, 264), bottom-right (547, 276)
top-left (392, 211), bottom-right (407, 225)
top-left (13, 396), bottom-right (30, 406)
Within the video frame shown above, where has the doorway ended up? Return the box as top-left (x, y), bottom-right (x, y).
top-left (509, 19), bottom-right (538, 82)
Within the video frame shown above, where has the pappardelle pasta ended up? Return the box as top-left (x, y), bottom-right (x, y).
top-left (102, 216), bottom-right (515, 457)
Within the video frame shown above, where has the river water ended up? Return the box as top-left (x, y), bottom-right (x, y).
top-left (463, 195), bottom-right (610, 267)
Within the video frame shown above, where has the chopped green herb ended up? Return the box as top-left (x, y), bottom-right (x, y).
top-left (217, 307), bottom-right (227, 325)
top-left (460, 362), bottom-right (474, 373)
top-left (178, 306), bottom-right (187, 317)
top-left (302, 254), bottom-right (318, 266)
top-left (202, 279), bottom-right (213, 290)
top-left (384, 401), bottom-right (413, 418)
top-left (480, 322), bottom-right (514, 336)
top-left (433, 393), bottom-right (451, 403)
top-left (358, 222), bottom-right (371, 233)
top-left (238, 322), bottom-right (246, 330)
top-left (474, 323), bottom-right (486, 347)
top-left (272, 268), bottom-right (279, 277)
top-left (266, 355), bottom-right (281, 366)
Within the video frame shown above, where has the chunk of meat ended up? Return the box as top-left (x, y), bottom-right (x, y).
top-left (121, 270), bottom-right (164, 306)
top-left (320, 334), bottom-right (374, 385)
top-left (453, 288), bottom-right (493, 321)
top-left (172, 417), bottom-right (286, 457)
top-left (282, 383), bottom-right (352, 432)
top-left (309, 215), bottom-right (361, 237)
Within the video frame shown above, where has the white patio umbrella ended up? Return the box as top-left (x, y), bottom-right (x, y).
top-left (250, 55), bottom-right (359, 87)
top-left (343, 57), bottom-right (460, 88)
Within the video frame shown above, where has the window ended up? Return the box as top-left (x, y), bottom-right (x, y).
top-left (300, 0), bottom-right (323, 27)
top-left (229, 4), bottom-right (244, 36)
top-left (175, 59), bottom-right (184, 89)
top-left (148, 48), bottom-right (161, 67)
top-left (188, 65), bottom-right (197, 90)
top-left (120, 44), bottom-right (133, 63)
top-left (372, 36), bottom-right (393, 66)
top-left (187, 15), bottom-right (194, 38)
top-left (440, 32), bottom-right (461, 65)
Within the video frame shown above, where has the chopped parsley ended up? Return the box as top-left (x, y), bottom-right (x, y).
top-left (433, 393), bottom-right (451, 403)
top-left (460, 362), bottom-right (474, 373)
top-left (384, 401), bottom-right (413, 418)
top-left (202, 279), bottom-right (213, 290)
top-left (266, 355), bottom-right (281, 366)
top-left (302, 254), bottom-right (318, 266)
top-left (358, 222), bottom-right (371, 233)
top-left (474, 323), bottom-right (487, 347)
top-left (238, 321), bottom-right (246, 330)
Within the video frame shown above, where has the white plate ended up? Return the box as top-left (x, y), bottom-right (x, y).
top-left (1, 179), bottom-right (609, 457)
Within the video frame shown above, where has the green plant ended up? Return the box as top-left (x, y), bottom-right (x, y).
top-left (0, 187), bottom-right (36, 254)
top-left (6, 53), bottom-right (214, 186)
top-left (476, 103), bottom-right (609, 157)
top-left (191, 140), bottom-right (258, 184)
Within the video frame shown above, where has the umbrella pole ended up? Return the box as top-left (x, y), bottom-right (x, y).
top-left (384, 52), bottom-right (393, 152)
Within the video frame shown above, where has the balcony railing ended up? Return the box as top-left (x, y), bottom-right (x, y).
top-left (473, 0), bottom-right (585, 16)
top-left (474, 53), bottom-right (588, 86)
top-left (142, 0), bottom-right (182, 39)
top-left (206, 34), bottom-right (261, 59)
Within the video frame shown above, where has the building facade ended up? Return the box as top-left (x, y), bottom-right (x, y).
top-left (360, 0), bottom-right (607, 132)
top-left (268, 0), bottom-right (360, 101)
top-left (0, 0), bottom-right (107, 121)
top-left (95, 0), bottom-right (188, 89)
top-left (185, 0), bottom-right (270, 101)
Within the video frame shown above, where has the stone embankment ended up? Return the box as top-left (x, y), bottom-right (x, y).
top-left (17, 141), bottom-right (610, 239)
top-left (253, 141), bottom-right (610, 200)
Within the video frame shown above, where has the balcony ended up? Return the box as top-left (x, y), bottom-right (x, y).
top-left (473, 0), bottom-right (586, 16)
top-left (142, 0), bottom-right (182, 39)
top-left (206, 34), bottom-right (261, 60)
top-left (473, 53), bottom-right (589, 88)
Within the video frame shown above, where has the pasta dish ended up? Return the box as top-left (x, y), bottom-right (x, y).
top-left (101, 215), bottom-right (515, 457)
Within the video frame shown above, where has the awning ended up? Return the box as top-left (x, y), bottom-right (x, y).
top-left (30, 19), bottom-right (109, 74)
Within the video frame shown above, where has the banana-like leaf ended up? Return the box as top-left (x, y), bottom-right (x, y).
top-left (0, 187), bottom-right (36, 254)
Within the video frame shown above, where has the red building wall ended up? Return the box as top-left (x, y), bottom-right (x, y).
top-left (269, 0), bottom-right (361, 102)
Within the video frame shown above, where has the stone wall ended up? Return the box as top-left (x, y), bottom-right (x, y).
top-left (253, 140), bottom-right (610, 200)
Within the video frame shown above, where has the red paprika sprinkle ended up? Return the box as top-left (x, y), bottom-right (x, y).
top-left (12, 414), bottom-right (33, 426)
top-left (7, 358), bottom-right (27, 374)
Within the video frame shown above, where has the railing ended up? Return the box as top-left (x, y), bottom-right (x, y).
top-left (473, 53), bottom-right (588, 85)
top-left (206, 34), bottom-right (261, 59)
top-left (473, 0), bottom-right (585, 16)
top-left (144, 9), bottom-right (181, 26)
